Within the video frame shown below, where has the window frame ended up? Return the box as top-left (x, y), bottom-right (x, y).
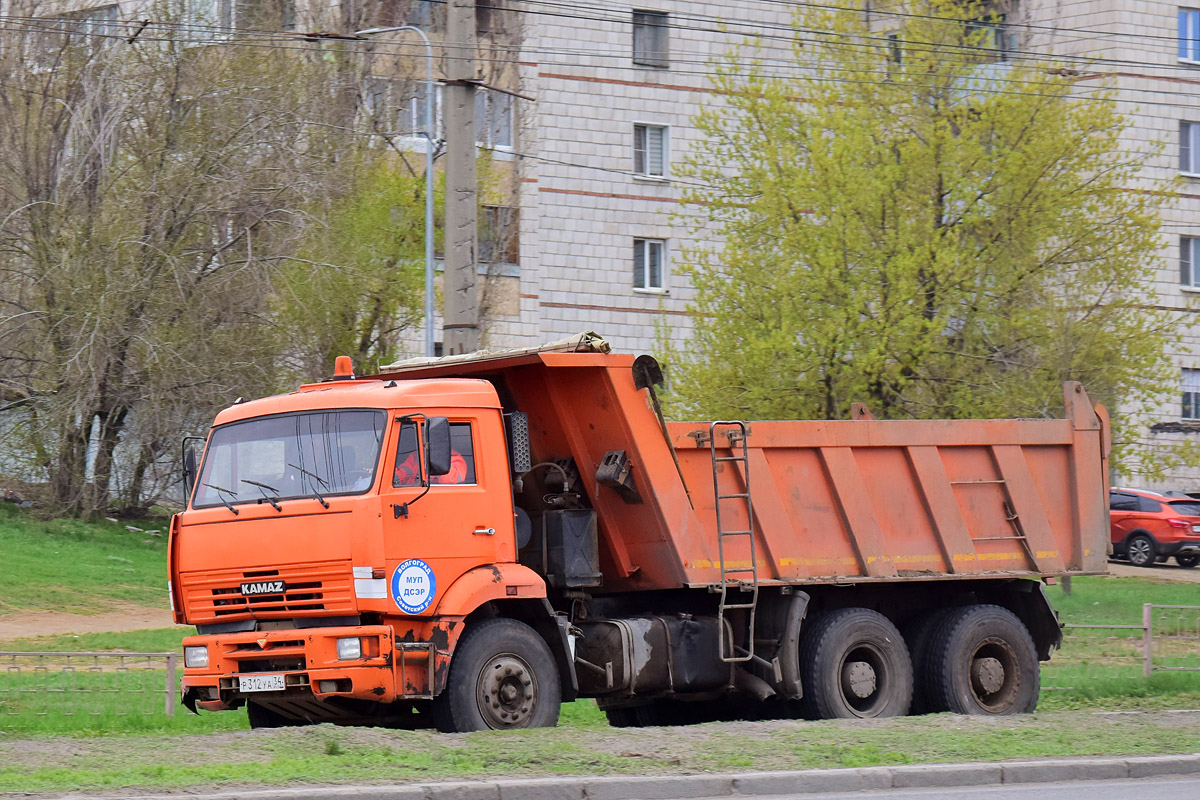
top-left (1182, 121), bottom-right (1200, 176)
top-left (1182, 236), bottom-right (1200, 289)
top-left (392, 419), bottom-right (478, 487)
top-left (633, 237), bottom-right (667, 292)
top-left (474, 88), bottom-right (515, 151)
top-left (632, 10), bottom-right (669, 68)
top-left (633, 122), bottom-right (668, 179)
top-left (1184, 367), bottom-right (1200, 420)
top-left (1182, 8), bottom-right (1200, 64)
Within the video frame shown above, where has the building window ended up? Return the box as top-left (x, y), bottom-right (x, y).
top-left (965, 12), bottom-right (1015, 62)
top-left (1182, 9), bottom-right (1200, 62)
top-left (399, 81), bottom-right (444, 141)
top-left (633, 238), bottom-right (665, 291)
top-left (633, 124), bottom-right (667, 177)
top-left (474, 88), bottom-right (514, 149)
top-left (1183, 237), bottom-right (1200, 288)
top-left (887, 32), bottom-right (902, 64)
top-left (632, 10), bottom-right (669, 67)
top-left (1184, 369), bottom-right (1200, 420)
top-left (408, 0), bottom-right (447, 33)
top-left (186, 0), bottom-right (231, 38)
top-left (1182, 121), bottom-right (1200, 174)
top-left (479, 206), bottom-right (519, 265)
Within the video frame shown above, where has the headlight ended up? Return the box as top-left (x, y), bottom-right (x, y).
top-left (336, 637), bottom-right (362, 661)
top-left (184, 646), bottom-right (209, 668)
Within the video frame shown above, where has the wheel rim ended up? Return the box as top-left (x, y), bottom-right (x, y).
top-left (476, 652), bottom-right (538, 729)
top-left (838, 643), bottom-right (889, 716)
top-left (1129, 538), bottom-right (1153, 565)
top-left (969, 637), bottom-right (1020, 712)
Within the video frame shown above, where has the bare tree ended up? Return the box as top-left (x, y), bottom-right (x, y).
top-left (0, 5), bottom-right (375, 515)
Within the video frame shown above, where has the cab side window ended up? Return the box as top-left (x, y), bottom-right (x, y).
top-left (392, 421), bottom-right (477, 487)
top-left (447, 423), bottom-right (476, 485)
top-left (393, 422), bottom-right (421, 487)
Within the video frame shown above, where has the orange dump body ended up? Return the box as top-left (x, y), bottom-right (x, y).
top-left (382, 352), bottom-right (1111, 592)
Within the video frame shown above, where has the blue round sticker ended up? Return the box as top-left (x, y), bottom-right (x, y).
top-left (392, 559), bottom-right (437, 614)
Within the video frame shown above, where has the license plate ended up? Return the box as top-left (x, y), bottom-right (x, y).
top-left (239, 674), bottom-right (285, 693)
top-left (1192, 525), bottom-right (1200, 533)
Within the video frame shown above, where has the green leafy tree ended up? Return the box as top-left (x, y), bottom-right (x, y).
top-left (673, 0), bottom-right (1181, 474)
top-left (275, 158), bottom-right (438, 380)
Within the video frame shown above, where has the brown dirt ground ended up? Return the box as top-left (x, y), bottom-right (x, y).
top-left (1106, 560), bottom-right (1200, 583)
top-left (0, 605), bottom-right (173, 642)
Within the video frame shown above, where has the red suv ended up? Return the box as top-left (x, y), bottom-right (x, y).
top-left (1109, 488), bottom-right (1200, 568)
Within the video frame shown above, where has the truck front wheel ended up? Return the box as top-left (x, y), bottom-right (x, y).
top-left (799, 608), bottom-right (913, 719)
top-left (924, 605), bottom-right (1039, 715)
top-left (433, 618), bottom-right (561, 732)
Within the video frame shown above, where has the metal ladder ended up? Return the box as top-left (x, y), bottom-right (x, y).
top-left (709, 421), bottom-right (758, 663)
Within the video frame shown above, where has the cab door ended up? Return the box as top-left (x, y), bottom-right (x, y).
top-left (378, 411), bottom-right (515, 618)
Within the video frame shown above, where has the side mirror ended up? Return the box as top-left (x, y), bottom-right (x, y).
top-left (181, 436), bottom-right (204, 505)
top-left (427, 417), bottom-right (452, 477)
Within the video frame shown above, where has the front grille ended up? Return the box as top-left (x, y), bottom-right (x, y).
top-left (180, 562), bottom-right (355, 624)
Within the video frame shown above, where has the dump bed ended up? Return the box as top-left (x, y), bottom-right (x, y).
top-left (377, 338), bottom-right (1110, 592)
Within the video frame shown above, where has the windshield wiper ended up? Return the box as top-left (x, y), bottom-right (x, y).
top-left (287, 463), bottom-right (330, 508)
top-left (241, 479), bottom-right (282, 512)
top-left (202, 483), bottom-right (240, 515)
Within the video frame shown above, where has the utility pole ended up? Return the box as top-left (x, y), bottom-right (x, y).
top-left (443, 0), bottom-right (480, 354)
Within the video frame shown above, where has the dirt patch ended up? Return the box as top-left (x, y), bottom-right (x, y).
top-left (0, 605), bottom-right (173, 642)
top-left (1106, 561), bottom-right (1200, 583)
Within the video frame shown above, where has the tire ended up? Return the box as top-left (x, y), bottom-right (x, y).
top-left (925, 605), bottom-right (1039, 715)
top-left (432, 618), bottom-right (561, 732)
top-left (1127, 534), bottom-right (1156, 567)
top-left (1176, 555), bottom-right (1200, 568)
top-left (246, 700), bottom-right (304, 729)
top-left (799, 608), bottom-right (913, 719)
top-left (903, 608), bottom-right (955, 715)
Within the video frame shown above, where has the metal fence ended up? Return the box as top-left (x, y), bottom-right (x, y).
top-left (0, 651), bottom-right (177, 718)
top-left (1044, 604), bottom-right (1200, 690)
top-left (1, 605), bottom-right (1197, 716)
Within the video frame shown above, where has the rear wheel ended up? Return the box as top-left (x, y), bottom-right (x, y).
top-left (1176, 555), bottom-right (1199, 568)
top-left (799, 608), bottom-right (912, 719)
top-left (925, 605), bottom-right (1039, 715)
top-left (904, 608), bottom-right (955, 715)
top-left (1127, 534), bottom-right (1156, 567)
top-left (432, 618), bottom-right (561, 733)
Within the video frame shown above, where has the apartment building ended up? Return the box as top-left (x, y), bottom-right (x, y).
top-left (8, 0), bottom-right (1200, 486)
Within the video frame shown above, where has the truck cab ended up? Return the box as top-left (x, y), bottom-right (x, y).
top-left (173, 367), bottom-right (555, 729)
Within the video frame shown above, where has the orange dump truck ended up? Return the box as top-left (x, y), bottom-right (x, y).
top-left (172, 334), bottom-right (1110, 730)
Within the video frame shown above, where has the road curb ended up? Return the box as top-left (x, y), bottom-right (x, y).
top-left (29, 753), bottom-right (1200, 800)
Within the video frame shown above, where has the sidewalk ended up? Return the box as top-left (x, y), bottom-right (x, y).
top-left (34, 753), bottom-right (1200, 800)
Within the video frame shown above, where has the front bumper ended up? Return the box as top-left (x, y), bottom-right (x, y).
top-left (180, 624), bottom-right (436, 712)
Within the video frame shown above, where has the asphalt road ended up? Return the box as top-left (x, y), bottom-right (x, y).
top-left (737, 775), bottom-right (1200, 800)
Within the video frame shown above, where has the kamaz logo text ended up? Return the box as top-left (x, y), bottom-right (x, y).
top-left (240, 580), bottom-right (286, 596)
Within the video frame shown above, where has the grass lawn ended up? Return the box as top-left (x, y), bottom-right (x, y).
top-left (0, 503), bottom-right (1199, 793)
top-left (0, 504), bottom-right (169, 614)
top-left (1, 709), bottom-right (1199, 793)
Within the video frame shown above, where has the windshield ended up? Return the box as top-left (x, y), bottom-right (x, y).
top-left (192, 410), bottom-right (386, 509)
